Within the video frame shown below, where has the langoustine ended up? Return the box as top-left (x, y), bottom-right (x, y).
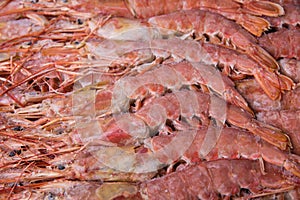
top-left (147, 10), bottom-right (279, 71)
top-left (0, 135), bottom-right (155, 184)
top-left (93, 14), bottom-right (298, 94)
top-left (38, 63), bottom-right (249, 145)
top-left (124, 0), bottom-right (285, 36)
top-left (111, 61), bottom-right (251, 114)
top-left (94, 10), bottom-right (278, 70)
top-left (107, 88), bottom-right (298, 175)
top-left (140, 159), bottom-right (300, 199)
top-left (98, 10), bottom-right (278, 70)
top-left (146, 89), bottom-right (289, 149)
top-left (149, 38), bottom-right (294, 100)
top-left (146, 125), bottom-right (300, 177)
top-left (93, 87), bottom-right (291, 152)
top-left (86, 38), bottom-right (294, 100)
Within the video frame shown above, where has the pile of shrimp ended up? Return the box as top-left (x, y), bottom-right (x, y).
top-left (0, 0), bottom-right (299, 199)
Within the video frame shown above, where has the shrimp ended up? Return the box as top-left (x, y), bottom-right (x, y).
top-left (160, 90), bottom-right (289, 150)
top-left (112, 61), bottom-right (251, 114)
top-left (149, 38), bottom-right (294, 100)
top-left (124, 0), bottom-right (285, 36)
top-left (140, 159), bottom-right (300, 199)
top-left (147, 10), bottom-right (279, 71)
top-left (85, 38), bottom-right (294, 100)
top-left (88, 39), bottom-right (284, 108)
top-left (95, 13), bottom-right (279, 71)
top-left (98, 87), bottom-right (290, 150)
top-left (147, 125), bottom-right (299, 177)
top-left (47, 146), bottom-right (157, 182)
top-left (259, 28), bottom-right (300, 59)
top-left (0, 143), bottom-right (155, 187)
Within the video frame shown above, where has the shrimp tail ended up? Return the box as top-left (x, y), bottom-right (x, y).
top-left (227, 104), bottom-right (290, 150)
top-left (249, 44), bottom-right (279, 71)
top-left (278, 73), bottom-right (296, 91)
top-left (253, 69), bottom-right (281, 100)
top-left (235, 14), bottom-right (270, 37)
top-left (249, 122), bottom-right (291, 150)
top-left (252, 68), bottom-right (295, 100)
top-left (239, 0), bottom-right (285, 16)
top-left (284, 154), bottom-right (300, 177)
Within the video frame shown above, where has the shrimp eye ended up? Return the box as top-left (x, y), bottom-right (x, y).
top-left (77, 19), bottom-right (83, 25)
top-left (48, 193), bottom-right (56, 200)
top-left (57, 164), bottom-right (65, 170)
top-left (12, 126), bottom-right (24, 131)
top-left (21, 145), bottom-right (29, 151)
top-left (15, 149), bottom-right (22, 155)
top-left (8, 151), bottom-right (16, 157)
